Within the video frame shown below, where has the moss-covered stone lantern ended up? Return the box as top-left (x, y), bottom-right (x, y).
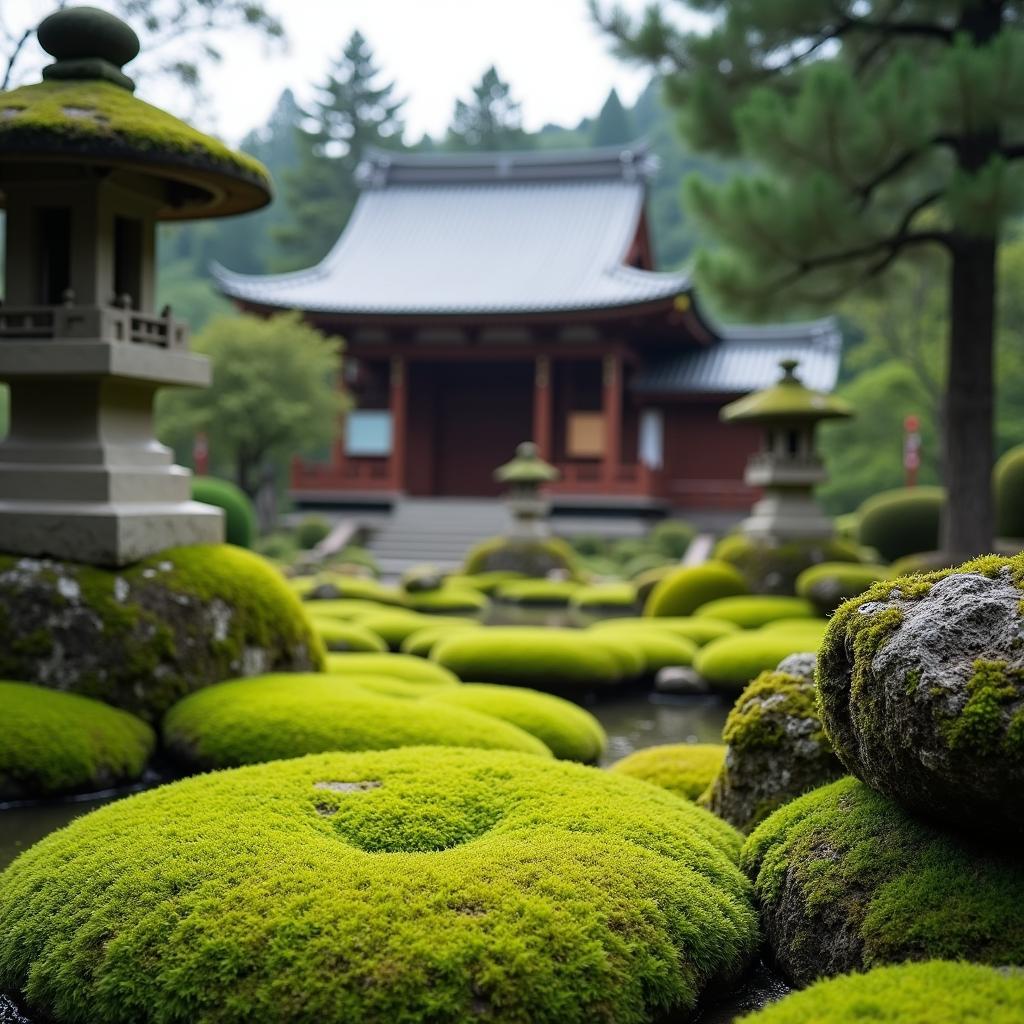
top-left (495, 441), bottom-right (560, 538)
top-left (721, 359), bottom-right (852, 541)
top-left (0, 6), bottom-right (272, 566)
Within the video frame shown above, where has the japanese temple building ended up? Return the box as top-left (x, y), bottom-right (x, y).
top-left (214, 145), bottom-right (842, 514)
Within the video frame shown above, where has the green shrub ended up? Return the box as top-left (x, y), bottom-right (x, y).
top-left (695, 596), bottom-right (818, 628)
top-left (856, 486), bottom-right (945, 561)
top-left (403, 588), bottom-right (489, 615)
top-left (995, 444), bottom-right (1024, 538)
top-left (464, 535), bottom-right (579, 577)
top-left (713, 534), bottom-right (862, 594)
top-left (190, 477), bottom-right (256, 548)
top-left (325, 652), bottom-right (459, 687)
top-left (163, 675), bottom-right (549, 768)
top-left (695, 632), bottom-right (822, 692)
top-left (736, 961), bottom-right (1024, 1024)
top-left (253, 531), bottom-right (297, 561)
top-left (743, 776), bottom-right (1024, 985)
top-left (569, 534), bottom-right (609, 557)
top-left (494, 579), bottom-right (582, 606)
top-left (833, 512), bottom-right (860, 543)
top-left (610, 538), bottom-right (650, 564)
top-left (644, 561), bottom-right (748, 617)
top-left (611, 743), bottom-right (725, 800)
top-left (592, 627), bottom-right (697, 674)
top-left (568, 582), bottom-right (638, 612)
top-left (433, 628), bottom-right (625, 691)
top-left (592, 616), bottom-right (739, 647)
top-left (887, 551), bottom-right (955, 575)
top-left (325, 545), bottom-right (380, 578)
top-left (0, 748), bottom-right (757, 1024)
top-left (651, 519), bottom-right (696, 559)
top-left (0, 681), bottom-right (154, 800)
top-left (307, 617), bottom-right (387, 653)
top-left (400, 622), bottom-right (482, 658)
top-left (430, 684), bottom-right (607, 763)
top-left (295, 515), bottom-right (332, 550)
top-left (795, 561), bottom-right (893, 615)
top-left (0, 545), bottom-right (323, 722)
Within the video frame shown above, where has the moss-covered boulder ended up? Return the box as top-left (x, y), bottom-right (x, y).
top-left (163, 674), bottom-right (549, 769)
top-left (695, 633), bottom-right (822, 693)
top-left (464, 535), bottom-right (579, 577)
top-left (713, 535), bottom-right (862, 595)
top-left (0, 681), bottom-right (155, 800)
top-left (307, 617), bottom-right (387, 653)
top-left (644, 560), bottom-right (748, 617)
top-left (0, 546), bottom-right (323, 722)
top-left (737, 961), bottom-right (1024, 1024)
top-left (592, 615), bottom-right (739, 647)
top-left (0, 748), bottom-right (758, 1023)
top-left (703, 670), bottom-right (844, 832)
top-left (818, 554), bottom-right (1024, 834)
top-left (855, 486), bottom-right (945, 562)
top-left (742, 776), bottom-right (1024, 985)
top-left (695, 596), bottom-right (818, 629)
top-left (493, 579), bottom-right (581, 606)
top-left (611, 743), bottom-right (726, 800)
top-left (430, 684), bottom-right (607, 763)
top-left (433, 627), bottom-right (625, 691)
top-left (325, 652), bottom-right (459, 687)
top-left (795, 561), bottom-right (892, 615)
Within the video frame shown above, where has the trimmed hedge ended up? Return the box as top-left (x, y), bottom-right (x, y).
top-left (494, 579), bottom-right (581, 607)
top-left (592, 616), bottom-right (739, 647)
top-left (743, 776), bottom-right (1024, 984)
top-left (1, 681), bottom-right (155, 800)
top-left (307, 617), bottom-right (388, 653)
top-left (430, 684), bottom-right (607, 763)
top-left (644, 561), bottom-right (748, 617)
top-left (695, 596), bottom-right (817, 629)
top-left (190, 477), bottom-right (256, 548)
top-left (433, 628), bottom-right (625, 691)
top-left (695, 632), bottom-right (822, 692)
top-left (611, 743), bottom-right (726, 800)
top-left (856, 486), bottom-right (945, 561)
top-left (995, 443), bottom-right (1024, 538)
top-left (0, 748), bottom-right (757, 1024)
top-left (163, 674), bottom-right (550, 768)
top-left (795, 561), bottom-right (893, 615)
top-left (325, 652), bottom-right (459, 687)
top-left (736, 962), bottom-right (1024, 1024)
top-left (400, 622), bottom-right (482, 658)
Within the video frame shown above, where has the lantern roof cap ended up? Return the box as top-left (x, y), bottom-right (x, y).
top-left (0, 6), bottom-right (272, 220)
top-left (720, 359), bottom-right (853, 424)
top-left (495, 442), bottom-right (560, 484)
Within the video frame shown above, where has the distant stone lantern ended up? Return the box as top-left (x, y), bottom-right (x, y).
top-left (0, 6), bottom-right (271, 566)
top-left (495, 441), bottom-right (560, 538)
top-left (721, 359), bottom-right (852, 540)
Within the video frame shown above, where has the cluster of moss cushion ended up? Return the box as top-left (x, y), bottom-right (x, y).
top-left (712, 534), bottom-right (863, 594)
top-left (610, 743), bottom-right (725, 800)
top-left (463, 535), bottom-right (579, 577)
top-left (694, 630), bottom-right (824, 692)
top-left (0, 748), bottom-right (758, 1023)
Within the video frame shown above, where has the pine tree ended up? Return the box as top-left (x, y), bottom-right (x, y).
top-left (275, 32), bottom-right (404, 269)
top-left (592, 88), bottom-right (633, 146)
top-left (594, 1), bottom-right (1024, 559)
top-left (447, 66), bottom-right (531, 151)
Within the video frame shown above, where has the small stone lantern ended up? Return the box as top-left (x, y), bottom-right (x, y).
top-left (721, 359), bottom-right (852, 541)
top-left (0, 6), bottom-right (272, 566)
top-left (495, 441), bottom-right (560, 538)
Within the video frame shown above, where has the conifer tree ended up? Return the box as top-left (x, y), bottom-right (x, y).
top-left (594, 1), bottom-right (1024, 558)
top-left (592, 88), bottom-right (633, 146)
top-left (447, 66), bottom-right (531, 151)
top-left (276, 32), bottom-right (404, 269)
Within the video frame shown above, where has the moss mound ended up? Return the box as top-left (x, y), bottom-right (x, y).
top-left (430, 684), bottom-right (607, 763)
top-left (308, 617), bottom-right (387, 653)
top-left (995, 443), bottom-right (1024, 538)
top-left (704, 670), bottom-right (844, 832)
top-left (345, 609), bottom-right (436, 650)
top-left (817, 553), bottom-right (1024, 834)
top-left (0, 748), bottom-right (758, 1024)
top-left (713, 535), bottom-right (862, 595)
top-left (190, 477), bottom-right (255, 548)
top-left (297, 575), bottom-right (404, 605)
top-left (493, 579), bottom-right (581, 606)
top-left (325, 652), bottom-right (459, 687)
top-left (297, 597), bottom-right (387, 619)
top-left (758, 619), bottom-right (829, 644)
top-left (651, 519), bottom-right (696, 559)
top-left (737, 961), bottom-right (1024, 1024)
top-left (568, 582), bottom-right (638, 612)
top-left (611, 743), bottom-right (726, 800)
top-left (695, 596), bottom-right (818, 629)
top-left (695, 632), bottom-right (822, 692)
top-left (433, 628), bottom-right (625, 691)
top-left (592, 615), bottom-right (739, 647)
top-left (645, 560), bottom-right (748, 617)
top-left (0, 545), bottom-right (323, 722)
top-left (400, 622), bottom-right (482, 658)
top-left (0, 681), bottom-right (154, 800)
top-left (402, 588), bottom-right (489, 615)
top-left (856, 486), bottom-right (945, 561)
top-left (795, 561), bottom-right (893, 615)
top-left (464, 536), bottom-right (578, 577)
top-left (163, 674), bottom-right (549, 768)
top-left (742, 776), bottom-right (1024, 985)
top-left (596, 627), bottom-right (697, 674)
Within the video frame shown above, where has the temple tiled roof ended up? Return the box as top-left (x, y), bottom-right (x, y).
top-left (212, 144), bottom-right (689, 315)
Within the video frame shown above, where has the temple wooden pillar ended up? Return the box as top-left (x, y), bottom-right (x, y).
top-left (602, 352), bottom-right (623, 486)
top-left (533, 354), bottom-right (553, 460)
top-left (390, 355), bottom-right (407, 492)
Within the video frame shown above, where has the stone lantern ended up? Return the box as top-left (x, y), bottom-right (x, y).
top-left (721, 359), bottom-right (852, 541)
top-left (495, 441), bottom-right (560, 538)
top-left (0, 6), bottom-right (271, 566)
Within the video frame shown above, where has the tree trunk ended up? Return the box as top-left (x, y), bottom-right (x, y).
top-left (943, 235), bottom-right (997, 561)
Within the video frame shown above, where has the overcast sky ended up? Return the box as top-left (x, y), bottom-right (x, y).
top-left (3, 0), bottom-right (702, 144)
